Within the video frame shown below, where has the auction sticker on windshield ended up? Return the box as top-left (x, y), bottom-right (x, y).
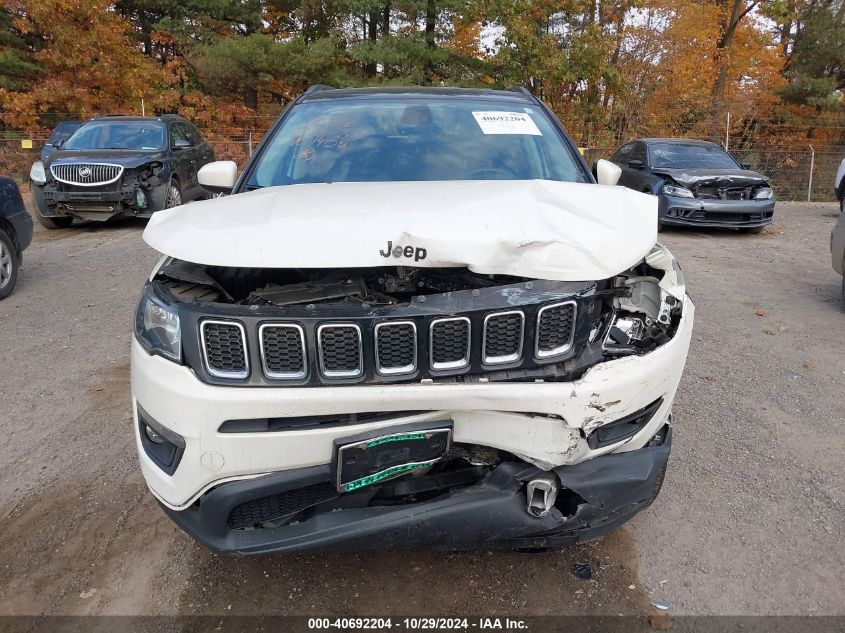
top-left (472, 111), bottom-right (542, 135)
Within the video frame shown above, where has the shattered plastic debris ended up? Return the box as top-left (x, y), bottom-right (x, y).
top-left (652, 601), bottom-right (670, 610)
top-left (573, 561), bottom-right (592, 580)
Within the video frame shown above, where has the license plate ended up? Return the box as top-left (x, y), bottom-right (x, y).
top-left (335, 426), bottom-right (452, 493)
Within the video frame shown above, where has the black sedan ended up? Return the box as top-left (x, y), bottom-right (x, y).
top-left (608, 139), bottom-right (775, 232)
top-left (30, 115), bottom-right (214, 228)
top-left (0, 176), bottom-right (33, 299)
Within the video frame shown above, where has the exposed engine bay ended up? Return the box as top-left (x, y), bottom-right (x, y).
top-left (153, 246), bottom-right (684, 363)
top-left (158, 260), bottom-right (530, 306)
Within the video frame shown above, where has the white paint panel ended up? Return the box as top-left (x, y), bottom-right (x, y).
top-left (143, 180), bottom-right (658, 282)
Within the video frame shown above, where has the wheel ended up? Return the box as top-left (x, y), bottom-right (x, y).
top-left (657, 221), bottom-right (664, 232)
top-left (839, 193), bottom-right (844, 214)
top-left (741, 226), bottom-right (765, 234)
top-left (0, 229), bottom-right (18, 300)
top-left (164, 179), bottom-right (182, 208)
top-left (33, 201), bottom-right (72, 229)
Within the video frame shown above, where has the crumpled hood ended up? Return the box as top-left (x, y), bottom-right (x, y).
top-left (47, 150), bottom-right (166, 170)
top-left (651, 168), bottom-right (768, 188)
top-left (143, 180), bottom-right (657, 281)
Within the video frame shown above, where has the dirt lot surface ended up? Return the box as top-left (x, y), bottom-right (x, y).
top-left (0, 199), bottom-right (843, 621)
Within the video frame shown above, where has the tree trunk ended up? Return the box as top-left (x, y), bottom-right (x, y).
top-left (244, 86), bottom-right (258, 110)
top-left (423, 0), bottom-right (436, 84)
top-left (365, 12), bottom-right (378, 77)
top-left (708, 0), bottom-right (755, 141)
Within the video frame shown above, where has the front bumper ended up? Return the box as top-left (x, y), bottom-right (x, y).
top-left (658, 194), bottom-right (774, 228)
top-left (131, 296), bottom-right (693, 511)
top-left (40, 183), bottom-right (167, 220)
top-left (161, 427), bottom-right (671, 554)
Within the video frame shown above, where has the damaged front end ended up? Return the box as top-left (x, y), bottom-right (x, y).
top-left (133, 239), bottom-right (691, 553)
top-left (37, 160), bottom-right (170, 221)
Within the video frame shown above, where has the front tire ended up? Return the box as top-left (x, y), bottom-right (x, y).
top-left (164, 179), bottom-right (182, 209)
top-left (0, 229), bottom-right (19, 300)
top-left (33, 202), bottom-right (73, 229)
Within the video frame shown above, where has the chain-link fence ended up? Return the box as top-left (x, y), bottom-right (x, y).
top-left (2, 136), bottom-right (841, 202)
top-left (583, 145), bottom-right (842, 202)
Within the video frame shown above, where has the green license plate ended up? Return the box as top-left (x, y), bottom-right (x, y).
top-left (335, 426), bottom-right (452, 493)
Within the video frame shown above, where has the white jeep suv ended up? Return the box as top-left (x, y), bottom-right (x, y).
top-left (131, 86), bottom-right (694, 554)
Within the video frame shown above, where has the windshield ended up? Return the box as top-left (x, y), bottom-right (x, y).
top-left (248, 98), bottom-right (587, 187)
top-left (63, 121), bottom-right (166, 151)
top-left (650, 143), bottom-right (740, 169)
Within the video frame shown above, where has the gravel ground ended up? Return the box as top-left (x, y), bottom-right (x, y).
top-left (0, 200), bottom-right (842, 620)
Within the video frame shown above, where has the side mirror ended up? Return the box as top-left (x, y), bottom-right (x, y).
top-left (173, 138), bottom-right (192, 150)
top-left (740, 162), bottom-right (752, 170)
top-left (627, 159), bottom-right (645, 170)
top-left (198, 161), bottom-right (238, 194)
top-left (595, 159), bottom-right (622, 186)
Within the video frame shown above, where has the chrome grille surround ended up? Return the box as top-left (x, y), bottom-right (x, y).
top-left (200, 319), bottom-right (249, 379)
top-left (535, 301), bottom-right (578, 359)
top-left (429, 317), bottom-right (471, 371)
top-left (317, 323), bottom-right (363, 378)
top-left (374, 321), bottom-right (417, 376)
top-left (50, 162), bottom-right (124, 186)
top-left (482, 310), bottom-right (525, 364)
top-left (259, 323), bottom-right (307, 379)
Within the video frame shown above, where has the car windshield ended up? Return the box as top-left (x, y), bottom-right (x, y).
top-left (63, 121), bottom-right (166, 151)
top-left (650, 143), bottom-right (740, 169)
top-left (247, 98), bottom-right (587, 187)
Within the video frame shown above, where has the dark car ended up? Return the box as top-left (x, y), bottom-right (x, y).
top-left (0, 176), bottom-right (33, 300)
top-left (39, 120), bottom-right (83, 162)
top-left (607, 139), bottom-right (775, 232)
top-left (30, 115), bottom-right (214, 229)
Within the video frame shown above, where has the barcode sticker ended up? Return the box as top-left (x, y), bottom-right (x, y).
top-left (472, 111), bottom-right (542, 135)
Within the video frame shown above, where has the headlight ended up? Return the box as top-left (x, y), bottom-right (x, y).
top-left (30, 161), bottom-right (46, 185)
top-left (135, 288), bottom-right (181, 362)
top-left (754, 187), bottom-right (773, 200)
top-left (662, 183), bottom-right (694, 198)
top-left (602, 244), bottom-right (686, 356)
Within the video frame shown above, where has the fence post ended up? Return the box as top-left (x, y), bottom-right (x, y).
top-left (807, 145), bottom-right (814, 203)
top-left (248, 130), bottom-right (253, 157)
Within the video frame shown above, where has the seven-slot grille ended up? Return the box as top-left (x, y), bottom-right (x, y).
top-left (260, 324), bottom-right (306, 378)
top-left (375, 322), bottom-right (417, 375)
top-left (318, 324), bottom-right (363, 377)
top-left (198, 302), bottom-right (579, 382)
top-left (430, 317), bottom-right (471, 370)
top-left (483, 311), bottom-right (525, 364)
top-left (50, 163), bottom-right (123, 186)
top-left (536, 301), bottom-right (577, 358)
top-left (201, 320), bottom-right (248, 378)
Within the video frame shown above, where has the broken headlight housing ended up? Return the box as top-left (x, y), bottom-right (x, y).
top-left (602, 244), bottom-right (685, 357)
top-left (753, 186), bottom-right (773, 200)
top-left (135, 286), bottom-right (181, 362)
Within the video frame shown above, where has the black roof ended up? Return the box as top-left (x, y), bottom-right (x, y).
top-left (90, 114), bottom-right (185, 123)
top-left (639, 138), bottom-right (721, 146)
top-left (299, 86), bottom-right (535, 103)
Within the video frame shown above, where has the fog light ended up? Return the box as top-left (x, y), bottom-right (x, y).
top-left (136, 188), bottom-right (147, 208)
top-left (144, 424), bottom-right (165, 444)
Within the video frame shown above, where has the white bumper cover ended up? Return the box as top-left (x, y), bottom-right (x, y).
top-left (131, 299), bottom-right (694, 509)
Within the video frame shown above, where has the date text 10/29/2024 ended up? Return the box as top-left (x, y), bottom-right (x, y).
top-left (308, 618), bottom-right (529, 630)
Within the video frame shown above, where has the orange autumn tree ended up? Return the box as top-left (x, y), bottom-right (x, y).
top-left (0, 0), bottom-right (173, 131)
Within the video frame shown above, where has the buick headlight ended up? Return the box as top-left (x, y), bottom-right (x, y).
top-left (30, 161), bottom-right (46, 185)
top-left (662, 183), bottom-right (694, 198)
top-left (135, 288), bottom-right (181, 362)
top-left (754, 187), bottom-right (773, 200)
